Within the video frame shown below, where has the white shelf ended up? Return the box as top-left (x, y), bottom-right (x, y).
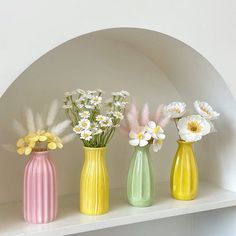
top-left (1, 182), bottom-right (236, 236)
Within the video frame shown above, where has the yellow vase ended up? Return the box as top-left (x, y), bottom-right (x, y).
top-left (80, 147), bottom-right (109, 215)
top-left (170, 140), bottom-right (198, 200)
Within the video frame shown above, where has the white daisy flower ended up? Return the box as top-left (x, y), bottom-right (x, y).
top-left (78, 119), bottom-right (91, 130)
top-left (112, 111), bottom-right (124, 120)
top-left (146, 121), bottom-right (166, 140)
top-left (91, 96), bottom-right (102, 106)
top-left (87, 90), bottom-right (97, 94)
top-left (76, 89), bottom-right (86, 95)
top-left (96, 115), bottom-right (107, 122)
top-left (73, 125), bottom-right (82, 134)
top-left (164, 102), bottom-right (186, 118)
top-left (96, 89), bottom-right (105, 94)
top-left (79, 111), bottom-right (90, 119)
top-left (121, 90), bottom-right (130, 97)
top-left (194, 100), bottom-right (220, 120)
top-left (177, 115), bottom-right (211, 142)
top-left (100, 117), bottom-right (113, 127)
top-left (153, 139), bottom-right (164, 152)
top-left (80, 130), bottom-right (93, 141)
top-left (114, 101), bottom-right (127, 108)
top-left (112, 92), bottom-right (123, 96)
top-left (129, 129), bottom-right (151, 147)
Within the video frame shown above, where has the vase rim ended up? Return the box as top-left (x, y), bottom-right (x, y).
top-left (83, 146), bottom-right (107, 150)
top-left (177, 140), bottom-right (193, 144)
top-left (31, 150), bottom-right (49, 154)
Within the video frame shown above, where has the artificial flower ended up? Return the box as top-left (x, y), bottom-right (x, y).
top-left (73, 125), bottom-right (82, 134)
top-left (153, 139), bottom-right (163, 152)
top-left (194, 100), bottom-right (220, 120)
top-left (146, 121), bottom-right (166, 140)
top-left (79, 111), bottom-right (90, 119)
top-left (78, 119), bottom-right (91, 130)
top-left (80, 130), bottom-right (93, 141)
top-left (129, 129), bottom-right (151, 147)
top-left (100, 117), bottom-right (113, 128)
top-left (164, 102), bottom-right (186, 119)
top-left (177, 115), bottom-right (211, 142)
top-left (91, 96), bottom-right (102, 106)
top-left (112, 111), bottom-right (124, 120)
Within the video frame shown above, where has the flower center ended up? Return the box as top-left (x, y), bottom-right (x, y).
top-left (153, 126), bottom-right (160, 133)
top-left (171, 108), bottom-right (181, 113)
top-left (137, 133), bottom-right (144, 140)
top-left (82, 122), bottom-right (88, 128)
top-left (187, 121), bottom-right (201, 133)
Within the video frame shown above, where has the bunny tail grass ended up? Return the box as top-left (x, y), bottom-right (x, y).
top-left (36, 113), bottom-right (44, 130)
top-left (13, 119), bottom-right (27, 136)
top-left (46, 100), bottom-right (59, 127)
top-left (61, 133), bottom-right (76, 143)
top-left (25, 108), bottom-right (36, 132)
top-left (140, 103), bottom-right (149, 126)
top-left (51, 120), bottom-right (71, 136)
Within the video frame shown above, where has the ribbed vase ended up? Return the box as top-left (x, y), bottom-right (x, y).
top-left (80, 147), bottom-right (109, 215)
top-left (23, 151), bottom-right (57, 224)
top-left (170, 140), bottom-right (198, 200)
top-left (127, 145), bottom-right (154, 207)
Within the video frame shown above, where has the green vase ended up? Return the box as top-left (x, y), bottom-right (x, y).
top-left (127, 145), bottom-right (155, 207)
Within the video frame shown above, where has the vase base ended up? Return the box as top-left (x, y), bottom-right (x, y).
top-left (172, 193), bottom-right (196, 201)
top-left (80, 209), bottom-right (109, 216)
top-left (128, 200), bottom-right (153, 207)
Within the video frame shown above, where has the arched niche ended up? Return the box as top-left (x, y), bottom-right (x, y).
top-left (0, 28), bottom-right (235, 204)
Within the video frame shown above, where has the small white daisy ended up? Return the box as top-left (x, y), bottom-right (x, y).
top-left (79, 111), bottom-right (90, 119)
top-left (78, 119), bottom-right (91, 130)
top-left (80, 130), bottom-right (93, 141)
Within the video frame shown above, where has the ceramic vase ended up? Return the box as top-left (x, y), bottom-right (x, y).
top-left (23, 151), bottom-right (57, 224)
top-left (170, 140), bottom-right (198, 200)
top-left (80, 147), bottom-right (109, 215)
top-left (127, 145), bottom-right (154, 207)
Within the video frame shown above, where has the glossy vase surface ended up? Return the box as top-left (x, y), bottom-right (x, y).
top-left (80, 147), bottom-right (109, 215)
top-left (127, 145), bottom-right (154, 207)
top-left (170, 140), bottom-right (198, 200)
top-left (23, 151), bottom-right (57, 224)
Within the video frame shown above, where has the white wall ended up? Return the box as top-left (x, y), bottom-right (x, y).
top-left (0, 0), bottom-right (236, 98)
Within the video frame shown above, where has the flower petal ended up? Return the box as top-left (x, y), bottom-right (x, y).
top-left (129, 139), bottom-right (139, 146)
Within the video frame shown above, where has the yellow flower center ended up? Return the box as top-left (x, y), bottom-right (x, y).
top-left (137, 133), bottom-right (144, 140)
top-left (81, 122), bottom-right (88, 128)
top-left (187, 121), bottom-right (201, 133)
top-left (74, 127), bottom-right (81, 132)
top-left (83, 133), bottom-right (90, 138)
top-left (153, 126), bottom-right (160, 133)
top-left (171, 107), bottom-right (181, 113)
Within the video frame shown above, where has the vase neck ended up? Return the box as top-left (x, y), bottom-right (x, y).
top-left (177, 140), bottom-right (193, 147)
top-left (134, 145), bottom-right (150, 152)
top-left (31, 151), bottom-right (49, 159)
top-left (84, 147), bottom-right (106, 161)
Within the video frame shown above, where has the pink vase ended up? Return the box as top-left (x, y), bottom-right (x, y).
top-left (23, 151), bottom-right (57, 224)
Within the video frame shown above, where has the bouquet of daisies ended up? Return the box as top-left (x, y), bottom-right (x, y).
top-left (119, 101), bottom-right (170, 152)
top-left (4, 100), bottom-right (75, 156)
top-left (63, 89), bottom-right (129, 147)
top-left (163, 101), bottom-right (220, 142)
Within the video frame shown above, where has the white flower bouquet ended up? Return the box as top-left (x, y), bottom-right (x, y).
top-left (63, 89), bottom-right (129, 147)
top-left (164, 101), bottom-right (220, 142)
top-left (120, 101), bottom-right (170, 152)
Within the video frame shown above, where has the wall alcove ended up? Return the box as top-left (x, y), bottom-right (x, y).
top-left (1, 28), bottom-right (236, 236)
